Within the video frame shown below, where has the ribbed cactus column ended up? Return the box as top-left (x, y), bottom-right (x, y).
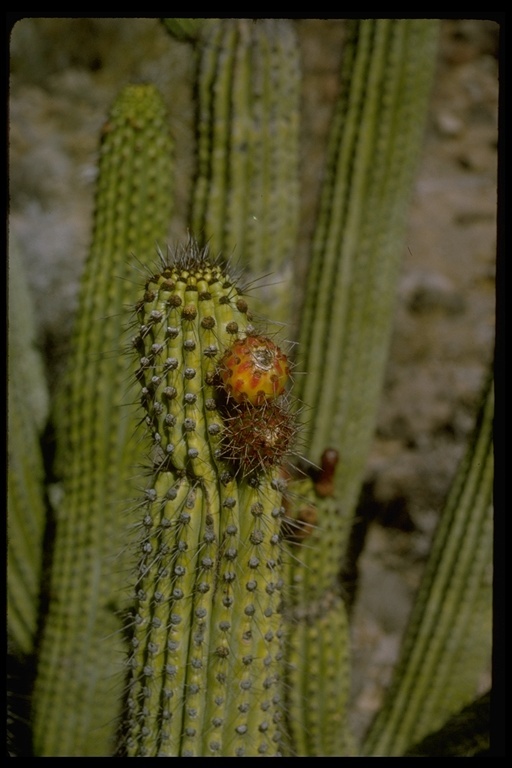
top-left (32, 84), bottom-right (174, 756)
top-left (8, 243), bottom-right (49, 757)
top-left (120, 241), bottom-right (292, 756)
top-left (282, 451), bottom-right (352, 756)
top-left (8, 238), bottom-right (49, 659)
top-left (296, 20), bottom-right (439, 539)
top-left (363, 373), bottom-right (494, 756)
top-left (190, 18), bottom-right (300, 322)
top-left (277, 21), bottom-right (439, 756)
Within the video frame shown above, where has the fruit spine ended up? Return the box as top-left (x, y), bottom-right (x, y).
top-left (121, 240), bottom-right (297, 756)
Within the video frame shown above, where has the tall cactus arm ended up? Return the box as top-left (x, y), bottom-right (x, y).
top-left (31, 84), bottom-right (174, 757)
top-left (190, 18), bottom-right (300, 322)
top-left (362, 372), bottom-right (493, 756)
top-left (8, 234), bottom-right (49, 657)
top-left (296, 20), bottom-right (439, 533)
top-left (119, 241), bottom-right (295, 756)
top-left (281, 450), bottom-right (352, 755)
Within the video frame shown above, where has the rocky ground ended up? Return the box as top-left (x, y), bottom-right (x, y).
top-left (9, 17), bottom-right (498, 749)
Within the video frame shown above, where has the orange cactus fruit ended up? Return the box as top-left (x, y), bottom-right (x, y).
top-left (219, 335), bottom-right (290, 405)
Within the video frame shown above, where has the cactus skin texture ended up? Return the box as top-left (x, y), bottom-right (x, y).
top-left (281, 450), bottom-right (352, 756)
top-left (31, 83), bottom-right (174, 757)
top-left (8, 237), bottom-right (49, 658)
top-left (363, 373), bottom-right (494, 756)
top-left (296, 19), bottom-right (440, 545)
top-left (191, 18), bottom-right (300, 323)
top-left (121, 240), bottom-right (291, 757)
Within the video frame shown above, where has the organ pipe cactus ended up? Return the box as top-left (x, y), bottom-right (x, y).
top-left (296, 19), bottom-right (443, 541)
top-left (363, 372), bottom-right (494, 756)
top-left (120, 243), bottom-right (293, 756)
top-left (190, 18), bottom-right (300, 322)
top-left (7, 17), bottom-right (494, 757)
top-left (30, 83), bottom-right (175, 757)
top-left (8, 235), bottom-right (49, 658)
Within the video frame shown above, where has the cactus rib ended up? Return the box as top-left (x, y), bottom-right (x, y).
top-left (282, 453), bottom-right (352, 756)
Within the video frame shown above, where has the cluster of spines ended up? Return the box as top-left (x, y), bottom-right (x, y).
top-left (123, 241), bottom-right (297, 756)
top-left (130, 244), bottom-right (253, 482)
top-left (219, 398), bottom-right (298, 478)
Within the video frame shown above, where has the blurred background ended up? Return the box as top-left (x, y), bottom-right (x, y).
top-left (8, 17), bottom-right (498, 741)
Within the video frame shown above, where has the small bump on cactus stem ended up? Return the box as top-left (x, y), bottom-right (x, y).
top-left (314, 448), bottom-right (339, 498)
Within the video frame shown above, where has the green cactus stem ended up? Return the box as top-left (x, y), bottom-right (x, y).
top-left (284, 590), bottom-right (352, 756)
top-left (120, 241), bottom-right (294, 756)
top-left (283, 450), bottom-right (346, 607)
top-left (281, 450), bottom-right (352, 755)
top-left (8, 234), bottom-right (49, 657)
top-left (296, 20), bottom-right (439, 538)
top-left (190, 18), bottom-right (300, 322)
top-left (362, 372), bottom-right (494, 756)
top-left (404, 691), bottom-right (490, 757)
top-left (284, 20), bottom-right (441, 756)
top-left (31, 83), bottom-right (174, 757)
